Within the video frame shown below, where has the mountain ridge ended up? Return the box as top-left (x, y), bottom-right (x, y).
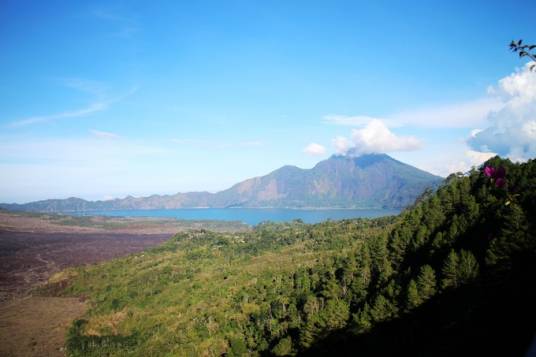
top-left (1, 153), bottom-right (442, 212)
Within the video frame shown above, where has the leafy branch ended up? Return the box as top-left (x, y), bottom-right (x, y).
top-left (510, 39), bottom-right (536, 71)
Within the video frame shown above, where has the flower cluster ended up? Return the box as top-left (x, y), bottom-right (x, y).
top-left (483, 166), bottom-right (506, 188)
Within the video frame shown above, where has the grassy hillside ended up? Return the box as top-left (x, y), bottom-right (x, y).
top-left (54, 157), bottom-right (535, 356)
top-left (57, 218), bottom-right (392, 356)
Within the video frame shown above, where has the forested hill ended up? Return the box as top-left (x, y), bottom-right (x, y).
top-left (304, 156), bottom-right (536, 355)
top-left (1, 154), bottom-right (442, 211)
top-left (55, 156), bottom-right (535, 356)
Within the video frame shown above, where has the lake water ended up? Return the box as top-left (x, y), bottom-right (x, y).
top-left (80, 208), bottom-right (400, 226)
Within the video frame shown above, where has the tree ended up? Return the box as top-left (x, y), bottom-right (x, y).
top-left (321, 299), bottom-right (350, 330)
top-left (272, 336), bottom-right (293, 356)
top-left (441, 250), bottom-right (479, 290)
top-left (299, 320), bottom-right (317, 349)
top-left (457, 250), bottom-right (479, 284)
top-left (441, 250), bottom-right (459, 289)
top-left (406, 279), bottom-right (421, 310)
top-left (369, 294), bottom-right (397, 323)
top-left (228, 336), bottom-right (248, 356)
top-left (406, 266), bottom-right (436, 310)
top-left (416, 265), bottom-right (436, 301)
top-left (486, 203), bottom-right (530, 267)
top-left (351, 303), bottom-right (373, 334)
top-left (411, 226), bottom-right (429, 252)
top-left (510, 39), bottom-right (536, 71)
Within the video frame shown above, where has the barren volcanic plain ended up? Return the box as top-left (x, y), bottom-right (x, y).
top-left (0, 210), bottom-right (248, 356)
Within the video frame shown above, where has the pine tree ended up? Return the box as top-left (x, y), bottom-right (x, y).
top-left (406, 279), bottom-right (421, 310)
top-left (319, 275), bottom-right (341, 300)
top-left (299, 320), bottom-right (317, 349)
top-left (389, 227), bottom-right (411, 268)
top-left (368, 233), bottom-right (392, 280)
top-left (417, 265), bottom-right (436, 301)
top-left (369, 294), bottom-right (397, 323)
top-left (486, 203), bottom-right (530, 267)
top-left (302, 295), bottom-right (320, 319)
top-left (441, 250), bottom-right (459, 289)
top-left (431, 231), bottom-right (446, 251)
top-left (447, 216), bottom-right (460, 242)
top-left (458, 250), bottom-right (479, 284)
top-left (272, 336), bottom-right (293, 356)
top-left (350, 268), bottom-right (368, 306)
top-left (320, 299), bottom-right (350, 330)
top-left (339, 259), bottom-right (357, 297)
top-left (412, 226), bottom-right (429, 251)
top-left (351, 303), bottom-right (372, 334)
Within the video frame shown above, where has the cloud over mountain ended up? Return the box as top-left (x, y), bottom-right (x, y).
top-left (334, 119), bottom-right (422, 156)
top-left (468, 63), bottom-right (536, 161)
top-left (303, 143), bottom-right (326, 156)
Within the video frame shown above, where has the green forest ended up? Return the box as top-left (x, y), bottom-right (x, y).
top-left (51, 156), bottom-right (535, 356)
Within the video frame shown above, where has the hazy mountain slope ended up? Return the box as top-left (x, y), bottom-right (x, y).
top-left (0, 154), bottom-right (442, 212)
top-left (214, 154), bottom-right (441, 208)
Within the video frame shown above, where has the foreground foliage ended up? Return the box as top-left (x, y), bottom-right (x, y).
top-left (60, 157), bottom-right (535, 356)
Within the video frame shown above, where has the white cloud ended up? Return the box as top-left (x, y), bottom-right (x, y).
top-left (332, 136), bottom-right (352, 154)
top-left (437, 150), bottom-right (497, 176)
top-left (468, 62), bottom-right (536, 161)
top-left (439, 150), bottom-right (496, 176)
top-left (8, 85), bottom-right (138, 128)
top-left (465, 149), bottom-right (496, 165)
top-left (324, 97), bottom-right (502, 129)
top-left (492, 63), bottom-right (536, 101)
top-left (90, 129), bottom-right (120, 139)
top-left (9, 102), bottom-right (109, 127)
top-left (398, 148), bottom-right (497, 178)
top-left (338, 119), bottom-right (421, 155)
top-left (470, 128), bottom-right (483, 138)
top-left (303, 142), bottom-right (326, 156)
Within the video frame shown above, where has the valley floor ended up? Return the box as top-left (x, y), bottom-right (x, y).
top-left (0, 210), bottom-right (247, 356)
top-left (0, 296), bottom-right (86, 357)
top-left (0, 230), bottom-right (171, 301)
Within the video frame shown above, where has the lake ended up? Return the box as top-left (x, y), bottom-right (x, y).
top-left (80, 208), bottom-right (400, 226)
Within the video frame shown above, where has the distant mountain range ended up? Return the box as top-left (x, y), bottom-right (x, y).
top-left (0, 154), bottom-right (443, 212)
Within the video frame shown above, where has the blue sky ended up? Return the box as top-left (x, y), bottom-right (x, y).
top-left (1, 0), bottom-right (535, 202)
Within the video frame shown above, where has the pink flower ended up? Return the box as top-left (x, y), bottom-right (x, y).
top-left (495, 177), bottom-right (506, 188)
top-left (483, 165), bottom-right (507, 188)
top-left (484, 166), bottom-right (495, 177)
